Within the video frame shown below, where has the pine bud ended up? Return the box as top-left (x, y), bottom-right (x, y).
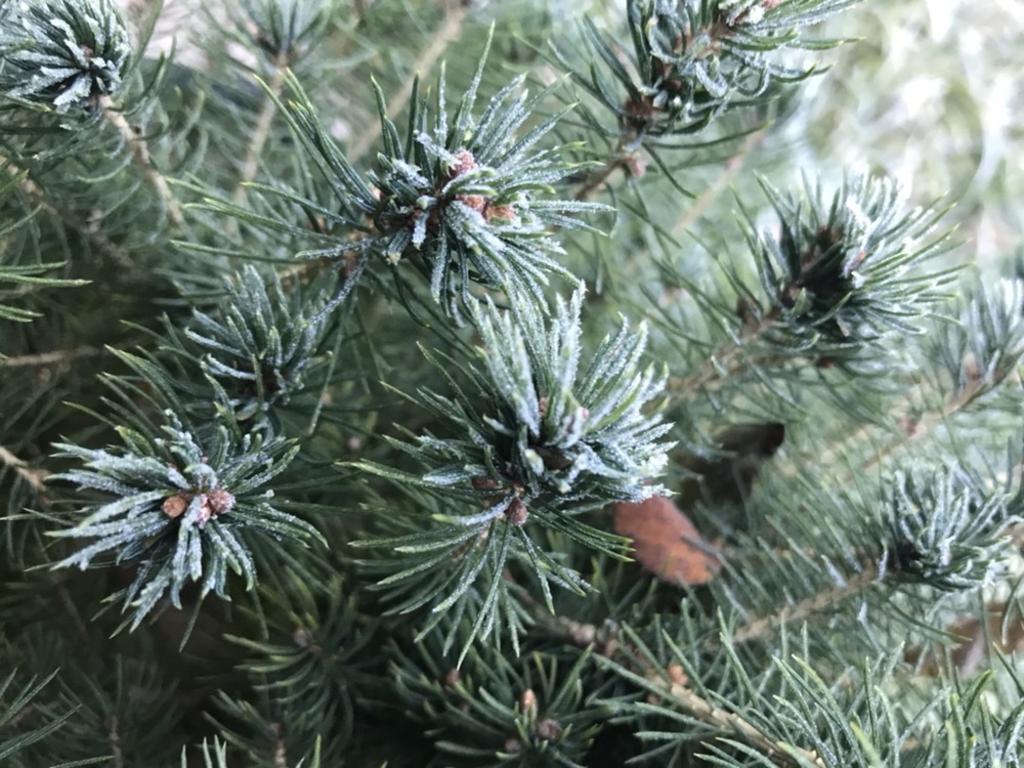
top-left (666, 664), bottom-right (688, 687)
top-left (0, 0), bottom-right (132, 113)
top-left (448, 148), bottom-right (478, 178)
top-left (535, 718), bottom-right (563, 741)
top-left (207, 488), bottom-right (236, 517)
top-left (162, 493), bottom-right (189, 519)
top-left (506, 498), bottom-right (529, 526)
top-left (471, 476), bottom-right (501, 491)
top-left (519, 688), bottom-right (537, 716)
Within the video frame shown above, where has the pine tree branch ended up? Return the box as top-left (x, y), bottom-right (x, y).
top-left (0, 444), bottom-right (49, 496)
top-left (98, 95), bottom-right (185, 229)
top-left (233, 53), bottom-right (291, 206)
top-left (272, 727), bottom-right (288, 768)
top-left (574, 155), bottom-right (626, 201)
top-left (530, 594), bottom-right (825, 767)
top-left (0, 347), bottom-right (102, 368)
top-left (856, 377), bottom-right (987, 475)
top-left (107, 714), bottom-right (124, 768)
top-left (671, 128), bottom-right (767, 236)
top-left (4, 158), bottom-right (133, 268)
top-left (660, 679), bottom-right (825, 768)
top-left (781, 371), bottom-right (996, 481)
top-left (668, 312), bottom-right (776, 394)
top-left (730, 565), bottom-right (879, 644)
top-left (347, 0), bottom-right (469, 162)
top-left (55, 577), bottom-right (89, 640)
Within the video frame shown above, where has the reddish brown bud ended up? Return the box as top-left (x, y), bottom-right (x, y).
top-left (623, 152), bottom-right (649, 180)
top-left (196, 497), bottom-right (214, 526)
top-left (535, 718), bottom-right (563, 741)
top-left (457, 194), bottom-right (487, 213)
top-left (484, 203), bottom-right (518, 223)
top-left (449, 148), bottom-right (478, 177)
top-left (471, 476), bottom-right (501, 491)
top-left (443, 668), bottom-right (461, 687)
top-left (666, 664), bottom-right (687, 687)
top-left (207, 488), bottom-right (236, 517)
top-left (506, 498), bottom-right (529, 526)
top-left (519, 688), bottom-right (537, 716)
top-left (161, 493), bottom-right (189, 519)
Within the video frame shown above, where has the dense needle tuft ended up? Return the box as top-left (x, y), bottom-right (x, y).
top-left (0, 0), bottom-right (131, 112)
top-left (50, 412), bottom-right (324, 628)
top-left (261, 33), bottom-right (606, 319)
top-left (376, 284), bottom-right (673, 518)
top-left (186, 265), bottom-right (330, 422)
top-left (567, 0), bottom-right (861, 140)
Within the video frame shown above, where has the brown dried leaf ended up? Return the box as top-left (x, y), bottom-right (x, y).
top-left (613, 496), bottom-right (721, 586)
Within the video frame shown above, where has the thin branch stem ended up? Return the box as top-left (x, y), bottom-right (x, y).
top-left (3, 159), bottom-right (132, 268)
top-left (347, 1), bottom-right (469, 163)
top-left (668, 314), bottom-right (774, 395)
top-left (731, 565), bottom-right (879, 644)
top-left (108, 714), bottom-right (125, 768)
top-left (0, 444), bottom-right (49, 496)
top-left (1, 346), bottom-right (101, 368)
top-left (99, 95), bottom-right (184, 229)
top-left (233, 53), bottom-right (291, 206)
top-left (671, 128), bottom-right (766, 236)
top-left (574, 156), bottom-right (625, 200)
top-left (780, 374), bottom-right (991, 481)
top-left (530, 597), bottom-right (825, 766)
top-left (661, 679), bottom-right (825, 767)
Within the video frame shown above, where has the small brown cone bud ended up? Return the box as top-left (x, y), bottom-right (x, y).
top-left (484, 203), bottom-right (518, 223)
top-left (293, 627), bottom-right (316, 648)
top-left (196, 496), bottom-right (214, 526)
top-left (535, 718), bottom-right (563, 741)
top-left (162, 494), bottom-right (189, 519)
top-left (457, 194), bottom-right (487, 213)
top-left (449, 148), bottom-right (478, 177)
top-left (471, 476), bottom-right (501, 491)
top-left (623, 152), bottom-right (649, 180)
top-left (443, 668), bottom-right (461, 688)
top-left (519, 688), bottom-right (537, 716)
top-left (207, 488), bottom-right (236, 517)
top-left (666, 664), bottom-right (687, 687)
top-left (503, 738), bottom-right (522, 754)
top-left (506, 498), bottom-right (529, 526)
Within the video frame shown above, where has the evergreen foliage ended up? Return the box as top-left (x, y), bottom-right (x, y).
top-left (1, 0), bottom-right (1022, 766)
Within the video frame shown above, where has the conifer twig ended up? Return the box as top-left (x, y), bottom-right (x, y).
top-left (660, 678), bottom-right (825, 767)
top-left (668, 313), bottom-right (776, 394)
top-left (672, 128), bottom-right (767, 236)
top-left (731, 565), bottom-right (879, 644)
top-left (574, 155), bottom-right (626, 200)
top-left (541, 615), bottom-right (825, 765)
top-left (780, 373), bottom-right (992, 481)
top-left (108, 714), bottom-right (124, 768)
top-left (0, 347), bottom-right (102, 368)
top-left (98, 95), bottom-right (184, 229)
top-left (233, 53), bottom-right (291, 205)
top-left (0, 444), bottom-right (49, 496)
top-left (4, 160), bottom-right (132, 268)
top-left (347, 0), bottom-right (469, 162)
